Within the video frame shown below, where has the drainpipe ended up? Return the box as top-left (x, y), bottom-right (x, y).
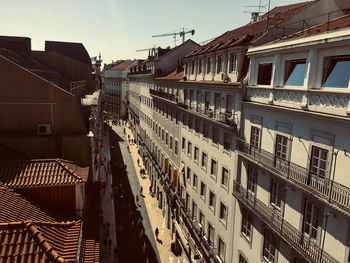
top-left (329, 151), bottom-right (338, 203)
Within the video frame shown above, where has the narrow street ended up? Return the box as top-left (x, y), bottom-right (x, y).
top-left (99, 120), bottom-right (181, 263)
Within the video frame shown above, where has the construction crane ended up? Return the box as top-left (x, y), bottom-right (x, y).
top-left (152, 28), bottom-right (195, 46)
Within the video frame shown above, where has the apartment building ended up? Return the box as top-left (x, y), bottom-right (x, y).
top-left (234, 15), bottom-right (350, 263)
top-left (0, 36), bottom-right (92, 164)
top-left (103, 60), bottom-right (138, 120)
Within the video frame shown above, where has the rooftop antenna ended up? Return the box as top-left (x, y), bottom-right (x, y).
top-left (244, 0), bottom-right (266, 14)
top-left (152, 28), bottom-right (195, 46)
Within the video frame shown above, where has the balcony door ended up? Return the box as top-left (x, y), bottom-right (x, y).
top-left (303, 199), bottom-right (320, 245)
top-left (274, 134), bottom-right (289, 173)
top-left (308, 146), bottom-right (329, 192)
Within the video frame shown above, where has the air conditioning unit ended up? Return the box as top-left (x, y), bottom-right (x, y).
top-left (37, 124), bottom-right (52, 135)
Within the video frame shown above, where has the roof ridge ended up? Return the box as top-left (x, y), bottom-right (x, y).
top-left (26, 221), bottom-right (67, 263)
top-left (55, 159), bottom-right (84, 182)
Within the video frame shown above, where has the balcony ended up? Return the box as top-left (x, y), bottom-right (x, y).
top-left (175, 198), bottom-right (220, 263)
top-left (150, 89), bottom-right (176, 102)
top-left (233, 181), bottom-right (338, 263)
top-left (236, 138), bottom-right (350, 216)
top-left (179, 102), bottom-right (237, 128)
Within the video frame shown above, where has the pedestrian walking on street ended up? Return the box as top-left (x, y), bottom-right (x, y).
top-left (155, 227), bottom-right (159, 240)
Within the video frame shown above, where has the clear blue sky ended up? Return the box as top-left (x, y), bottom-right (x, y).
top-left (1, 0), bottom-right (304, 64)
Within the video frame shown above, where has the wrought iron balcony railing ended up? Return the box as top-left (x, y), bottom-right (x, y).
top-left (150, 89), bottom-right (176, 102)
top-left (233, 181), bottom-right (338, 263)
top-left (236, 138), bottom-right (350, 216)
top-left (175, 198), bottom-right (220, 263)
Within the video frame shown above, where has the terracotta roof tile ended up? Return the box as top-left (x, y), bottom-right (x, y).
top-left (154, 68), bottom-right (184, 80)
top-left (0, 159), bottom-right (87, 188)
top-left (187, 1), bottom-right (312, 57)
top-left (0, 185), bottom-right (81, 262)
top-left (108, 60), bottom-right (136, 71)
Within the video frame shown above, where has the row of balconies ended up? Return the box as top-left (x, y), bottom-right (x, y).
top-left (233, 181), bottom-right (338, 263)
top-left (149, 89), bottom-right (177, 102)
top-left (236, 138), bottom-right (350, 216)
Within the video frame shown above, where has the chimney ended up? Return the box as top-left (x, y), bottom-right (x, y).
top-left (251, 12), bottom-right (259, 23)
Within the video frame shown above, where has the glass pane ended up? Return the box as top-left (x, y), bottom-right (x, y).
top-left (323, 60), bottom-right (350, 88)
top-left (285, 63), bottom-right (306, 86)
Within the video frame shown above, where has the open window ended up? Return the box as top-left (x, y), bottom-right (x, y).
top-left (322, 56), bottom-right (350, 88)
top-left (284, 59), bottom-right (306, 87)
top-left (257, 63), bottom-right (272, 85)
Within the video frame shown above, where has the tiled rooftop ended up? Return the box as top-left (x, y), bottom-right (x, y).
top-left (109, 60), bottom-right (137, 71)
top-left (274, 14), bottom-right (350, 42)
top-left (154, 68), bottom-right (184, 80)
top-left (187, 2), bottom-right (312, 57)
top-left (0, 159), bottom-right (88, 188)
top-left (0, 185), bottom-right (81, 262)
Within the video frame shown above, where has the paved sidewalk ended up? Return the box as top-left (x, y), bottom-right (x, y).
top-left (118, 123), bottom-right (181, 263)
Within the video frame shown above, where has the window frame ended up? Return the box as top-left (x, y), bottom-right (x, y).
top-left (241, 208), bottom-right (253, 243)
top-left (262, 228), bottom-right (278, 263)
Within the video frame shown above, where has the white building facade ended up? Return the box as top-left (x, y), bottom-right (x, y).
top-left (234, 19), bottom-right (350, 263)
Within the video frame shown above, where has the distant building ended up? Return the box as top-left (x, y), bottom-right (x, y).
top-left (103, 60), bottom-right (139, 120)
top-left (91, 53), bottom-right (102, 75)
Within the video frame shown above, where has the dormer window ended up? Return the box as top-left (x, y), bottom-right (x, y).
top-left (198, 59), bottom-right (202, 74)
top-left (191, 60), bottom-right (195, 74)
top-left (284, 59), bottom-right (306, 87)
top-left (206, 57), bottom-right (212, 74)
top-left (217, 55), bottom-right (223, 73)
top-left (229, 53), bottom-right (237, 72)
top-left (185, 62), bottom-right (189, 75)
top-left (322, 56), bottom-right (350, 88)
top-left (257, 63), bottom-right (272, 85)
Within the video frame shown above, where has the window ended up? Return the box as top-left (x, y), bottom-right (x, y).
top-left (219, 202), bottom-right (227, 223)
top-left (165, 132), bottom-right (168, 145)
top-left (191, 60), bottom-right (195, 74)
top-left (198, 59), bottom-right (202, 74)
top-left (218, 237), bottom-right (226, 262)
top-left (193, 173), bottom-right (198, 190)
top-left (185, 62), bottom-right (189, 75)
top-left (182, 137), bottom-right (186, 151)
top-left (212, 126), bottom-right (219, 144)
top-left (182, 112), bottom-right (187, 126)
top-left (201, 152), bottom-right (207, 169)
top-left (284, 59), bottom-right (306, 86)
top-left (274, 134), bottom-right (288, 167)
top-left (187, 141), bottom-right (192, 157)
top-left (270, 179), bottom-right (283, 211)
top-left (257, 63), bottom-right (272, 85)
top-left (194, 146), bottom-right (199, 162)
top-left (239, 254), bottom-right (248, 263)
top-left (188, 115), bottom-right (193, 129)
top-left (206, 57), bottom-right (212, 74)
top-left (175, 140), bottom-right (178, 155)
top-left (247, 164), bottom-right (257, 197)
top-left (192, 201), bottom-right (197, 220)
top-left (195, 118), bottom-right (200, 133)
top-left (207, 223), bottom-right (214, 245)
top-left (250, 126), bottom-right (260, 148)
top-left (217, 55), bottom-right (223, 73)
top-left (210, 159), bottom-right (217, 178)
top-left (209, 191), bottom-right (216, 211)
top-left (224, 132), bottom-right (231, 150)
top-left (310, 146), bottom-right (328, 178)
top-left (303, 199), bottom-right (320, 241)
top-left (162, 129), bottom-right (165, 141)
top-left (199, 211), bottom-right (205, 227)
top-left (200, 182), bottom-right (206, 200)
top-left (229, 53), bottom-right (237, 72)
top-left (169, 136), bottom-right (173, 150)
top-left (322, 56), bottom-right (350, 88)
top-left (187, 167), bottom-right (191, 181)
top-left (221, 167), bottom-right (229, 188)
top-left (241, 209), bottom-right (253, 241)
top-left (185, 192), bottom-right (190, 210)
top-left (203, 122), bottom-right (209, 138)
top-left (263, 229), bottom-right (277, 263)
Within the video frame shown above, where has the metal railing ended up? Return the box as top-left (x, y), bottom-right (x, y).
top-left (233, 181), bottom-right (339, 263)
top-left (150, 89), bottom-right (176, 101)
top-left (236, 138), bottom-right (350, 215)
